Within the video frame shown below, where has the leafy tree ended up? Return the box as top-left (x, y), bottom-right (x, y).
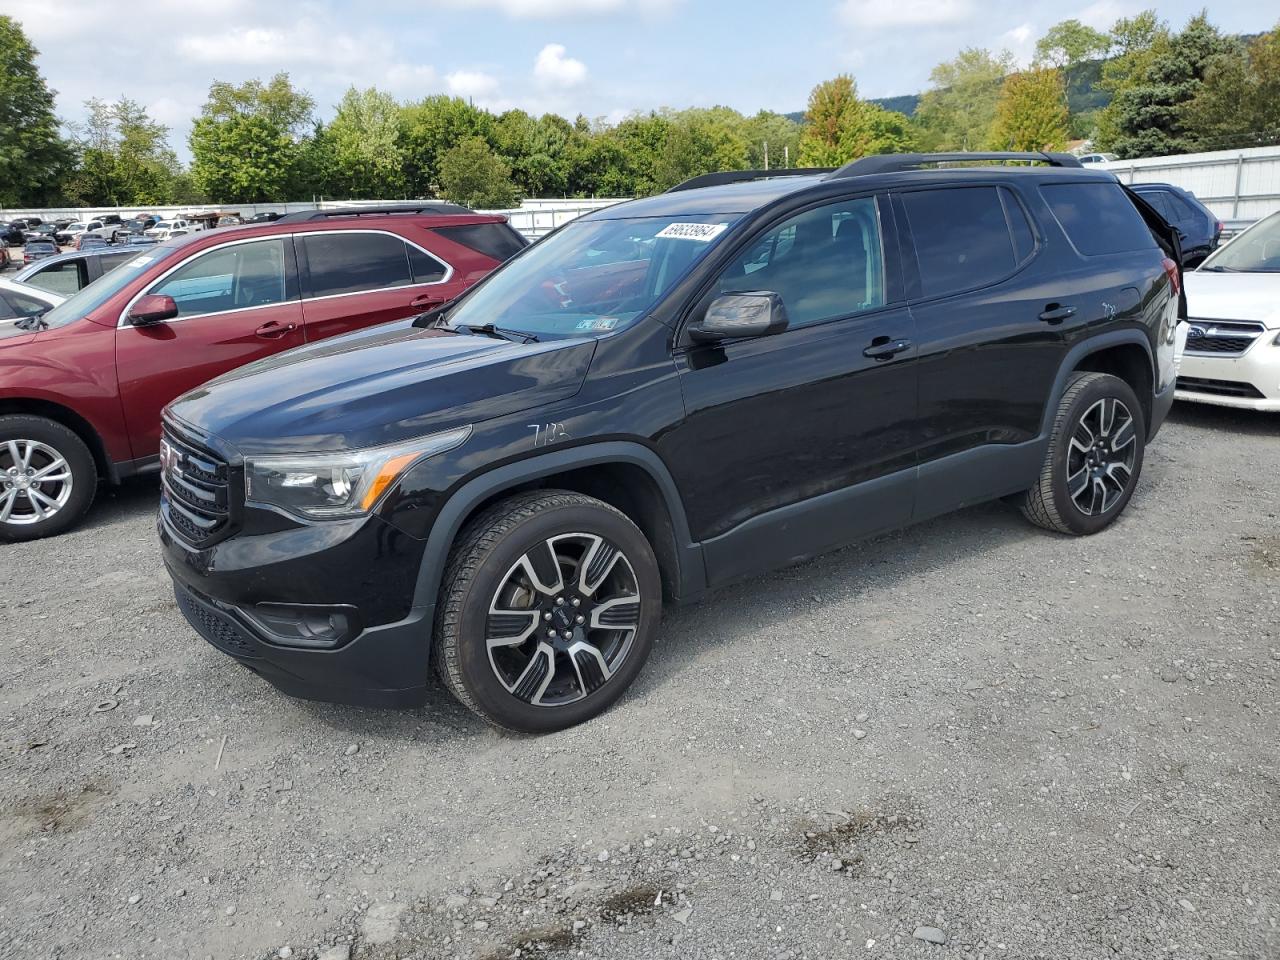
top-left (1104, 13), bottom-right (1237, 158)
top-left (843, 103), bottom-right (918, 157)
top-left (606, 111), bottom-right (674, 196)
top-left (0, 15), bottom-right (72, 206)
top-left (65, 97), bottom-right (185, 205)
top-left (1034, 20), bottom-right (1110, 69)
top-left (653, 107), bottom-right (751, 190)
top-left (915, 48), bottom-right (1015, 151)
top-left (743, 110), bottom-right (802, 169)
top-left (327, 87), bottom-right (407, 198)
top-left (989, 68), bottom-right (1070, 151)
top-left (492, 109), bottom-right (572, 197)
top-left (1092, 11), bottom-right (1169, 151)
top-left (401, 95), bottom-right (493, 196)
top-left (189, 74), bottom-right (315, 202)
top-left (1183, 23), bottom-right (1280, 149)
top-left (797, 75), bottom-right (860, 166)
top-left (437, 136), bottom-right (521, 208)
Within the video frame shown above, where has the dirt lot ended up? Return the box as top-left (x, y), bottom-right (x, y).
top-left (1, 402), bottom-right (1277, 960)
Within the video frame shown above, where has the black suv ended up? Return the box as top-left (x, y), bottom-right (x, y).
top-left (1130, 182), bottom-right (1221, 266)
top-left (161, 152), bottom-right (1184, 733)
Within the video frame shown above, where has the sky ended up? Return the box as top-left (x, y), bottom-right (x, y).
top-left (1, 0), bottom-right (1273, 162)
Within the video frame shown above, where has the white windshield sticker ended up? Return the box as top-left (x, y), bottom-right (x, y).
top-left (655, 222), bottom-right (728, 242)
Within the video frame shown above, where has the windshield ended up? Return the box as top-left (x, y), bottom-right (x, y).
top-left (1201, 212), bottom-right (1280, 272)
top-left (444, 214), bottom-right (739, 338)
top-left (38, 247), bottom-right (180, 329)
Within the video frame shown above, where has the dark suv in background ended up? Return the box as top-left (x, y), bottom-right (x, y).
top-left (161, 153), bottom-right (1184, 733)
top-left (1130, 182), bottom-right (1221, 266)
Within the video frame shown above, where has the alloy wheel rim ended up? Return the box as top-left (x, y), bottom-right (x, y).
top-left (486, 532), bottom-right (641, 707)
top-left (1066, 398), bottom-right (1137, 517)
top-left (0, 439), bottom-right (73, 526)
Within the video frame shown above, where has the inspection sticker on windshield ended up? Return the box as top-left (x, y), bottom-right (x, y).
top-left (656, 222), bottom-right (728, 242)
top-left (576, 317), bottom-right (618, 331)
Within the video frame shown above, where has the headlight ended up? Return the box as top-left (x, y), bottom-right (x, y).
top-left (245, 426), bottom-right (471, 519)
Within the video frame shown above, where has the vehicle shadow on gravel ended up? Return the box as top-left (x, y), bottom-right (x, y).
top-left (1165, 400), bottom-right (1279, 436)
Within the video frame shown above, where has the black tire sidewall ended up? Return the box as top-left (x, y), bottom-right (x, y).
top-left (1049, 375), bottom-right (1146, 535)
top-left (452, 502), bottom-right (662, 733)
top-left (0, 416), bottom-right (97, 542)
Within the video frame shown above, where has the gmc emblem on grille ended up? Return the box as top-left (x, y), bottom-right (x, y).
top-left (159, 438), bottom-right (184, 476)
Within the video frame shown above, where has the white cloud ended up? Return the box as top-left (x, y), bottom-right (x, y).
top-left (533, 43), bottom-right (588, 89)
top-left (383, 64), bottom-right (441, 97)
top-left (446, 69), bottom-right (502, 100)
top-left (1079, 1), bottom-right (1130, 30)
top-left (1000, 22), bottom-right (1036, 67)
top-left (431, 0), bottom-right (677, 18)
top-left (177, 23), bottom-right (390, 68)
top-left (836, 0), bottom-right (974, 29)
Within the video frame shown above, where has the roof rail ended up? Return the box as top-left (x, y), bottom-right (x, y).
top-left (827, 152), bottom-right (1083, 179)
top-left (275, 203), bottom-right (475, 223)
top-left (666, 169), bottom-right (834, 193)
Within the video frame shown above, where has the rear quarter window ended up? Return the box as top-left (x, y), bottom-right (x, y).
top-left (432, 223), bottom-right (527, 263)
top-left (1041, 182), bottom-right (1157, 257)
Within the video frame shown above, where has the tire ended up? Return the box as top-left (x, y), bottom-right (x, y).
top-left (1019, 372), bottom-right (1145, 536)
top-left (434, 490), bottom-right (662, 733)
top-left (0, 415), bottom-right (98, 542)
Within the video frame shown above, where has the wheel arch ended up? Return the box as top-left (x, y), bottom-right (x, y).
top-left (0, 398), bottom-right (112, 481)
top-left (1045, 331), bottom-right (1155, 439)
top-left (414, 442), bottom-right (706, 613)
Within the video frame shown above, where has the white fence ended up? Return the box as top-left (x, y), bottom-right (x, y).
top-left (1101, 145), bottom-right (1280, 221)
top-left (0, 197), bottom-right (627, 241)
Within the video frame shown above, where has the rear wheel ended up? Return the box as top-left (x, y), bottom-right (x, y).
top-left (434, 490), bottom-right (661, 733)
top-left (0, 416), bottom-right (98, 542)
top-left (1019, 372), bottom-right (1145, 536)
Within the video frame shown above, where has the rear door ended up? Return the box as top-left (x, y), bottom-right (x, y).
top-left (116, 236), bottom-right (304, 459)
top-left (296, 230), bottom-right (466, 342)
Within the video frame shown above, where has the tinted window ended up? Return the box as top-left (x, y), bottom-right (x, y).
top-left (25, 260), bottom-right (88, 296)
top-left (98, 251), bottom-right (133, 273)
top-left (1137, 190), bottom-right (1176, 222)
top-left (1042, 182), bottom-right (1158, 257)
top-left (150, 239), bottom-right (292, 318)
top-left (1166, 191), bottom-right (1200, 221)
top-left (1001, 188), bottom-right (1037, 264)
top-left (903, 186), bottom-right (1015, 298)
top-left (716, 196), bottom-right (886, 329)
top-left (407, 245), bottom-right (447, 284)
top-left (433, 223), bottom-right (526, 263)
top-left (302, 233), bottom-right (413, 298)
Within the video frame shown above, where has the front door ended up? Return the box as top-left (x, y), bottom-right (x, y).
top-left (116, 236), bottom-right (304, 460)
top-left (662, 194), bottom-right (918, 587)
top-left (296, 230), bottom-right (467, 342)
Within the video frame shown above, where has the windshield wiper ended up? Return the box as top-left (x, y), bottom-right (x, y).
top-left (1198, 265), bottom-right (1237, 272)
top-left (455, 322), bottom-right (539, 344)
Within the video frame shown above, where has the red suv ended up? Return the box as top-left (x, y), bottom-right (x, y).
top-left (0, 205), bottom-right (527, 540)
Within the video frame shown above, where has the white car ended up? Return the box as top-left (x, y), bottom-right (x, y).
top-left (144, 218), bottom-right (204, 241)
top-left (1179, 210), bottom-right (1280, 412)
top-left (0, 276), bottom-right (65, 327)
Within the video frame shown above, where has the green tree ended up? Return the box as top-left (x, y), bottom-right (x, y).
top-left (437, 136), bottom-right (521, 208)
top-left (796, 75), bottom-right (860, 166)
top-left (1034, 19), bottom-right (1110, 69)
top-left (189, 73), bottom-right (314, 202)
top-left (842, 103), bottom-right (918, 157)
top-left (0, 15), bottom-right (72, 206)
top-left (652, 106), bottom-right (751, 190)
top-left (327, 87), bottom-right (406, 198)
top-left (915, 48), bottom-right (1015, 150)
top-left (1092, 11), bottom-right (1169, 150)
top-left (989, 68), bottom-right (1070, 151)
top-left (401, 95), bottom-right (493, 196)
top-left (65, 97), bottom-right (186, 205)
top-left (1183, 22), bottom-right (1280, 149)
top-left (743, 110), bottom-right (802, 169)
top-left (1104, 13), bottom-right (1237, 158)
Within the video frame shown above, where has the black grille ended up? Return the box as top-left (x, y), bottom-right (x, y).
top-left (160, 422), bottom-right (232, 546)
top-left (174, 584), bottom-right (260, 660)
top-left (1184, 320), bottom-right (1265, 357)
top-left (1177, 376), bottom-right (1267, 399)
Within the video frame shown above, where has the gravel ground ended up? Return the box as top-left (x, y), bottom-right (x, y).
top-left (1, 402), bottom-right (1278, 960)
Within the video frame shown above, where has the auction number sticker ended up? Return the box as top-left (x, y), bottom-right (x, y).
top-left (655, 222), bottom-right (728, 242)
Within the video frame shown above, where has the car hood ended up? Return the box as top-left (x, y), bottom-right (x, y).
top-left (167, 319), bottom-right (598, 455)
top-left (1184, 271), bottom-right (1280, 328)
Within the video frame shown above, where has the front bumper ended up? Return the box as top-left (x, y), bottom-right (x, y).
top-left (1175, 337), bottom-right (1280, 412)
top-left (161, 511), bottom-right (436, 708)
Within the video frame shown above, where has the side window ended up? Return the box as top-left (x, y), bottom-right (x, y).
top-left (1041, 183), bottom-right (1158, 257)
top-left (432, 223), bottom-right (526, 263)
top-left (715, 196), bottom-right (886, 329)
top-left (1140, 191), bottom-right (1176, 222)
top-left (149, 239), bottom-right (292, 318)
top-left (1167, 192), bottom-right (1200, 221)
top-left (2, 290), bottom-right (52, 319)
top-left (406, 245), bottom-right (448, 284)
top-left (902, 186), bottom-right (1016, 299)
top-left (25, 260), bottom-right (88, 296)
top-left (98, 252), bottom-right (133, 274)
top-left (1001, 188), bottom-right (1037, 264)
top-left (302, 233), bottom-right (414, 298)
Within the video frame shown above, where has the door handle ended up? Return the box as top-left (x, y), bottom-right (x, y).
top-left (1038, 304), bottom-right (1077, 324)
top-left (862, 337), bottom-right (912, 360)
top-left (411, 293), bottom-right (446, 308)
top-left (255, 321), bottom-right (296, 339)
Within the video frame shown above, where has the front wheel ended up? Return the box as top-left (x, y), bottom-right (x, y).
top-left (0, 416), bottom-right (98, 542)
top-left (1018, 372), bottom-right (1146, 536)
top-left (434, 490), bottom-right (662, 733)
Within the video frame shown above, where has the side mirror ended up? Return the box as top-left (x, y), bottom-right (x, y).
top-left (128, 294), bottom-right (178, 326)
top-left (688, 291), bottom-right (789, 344)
